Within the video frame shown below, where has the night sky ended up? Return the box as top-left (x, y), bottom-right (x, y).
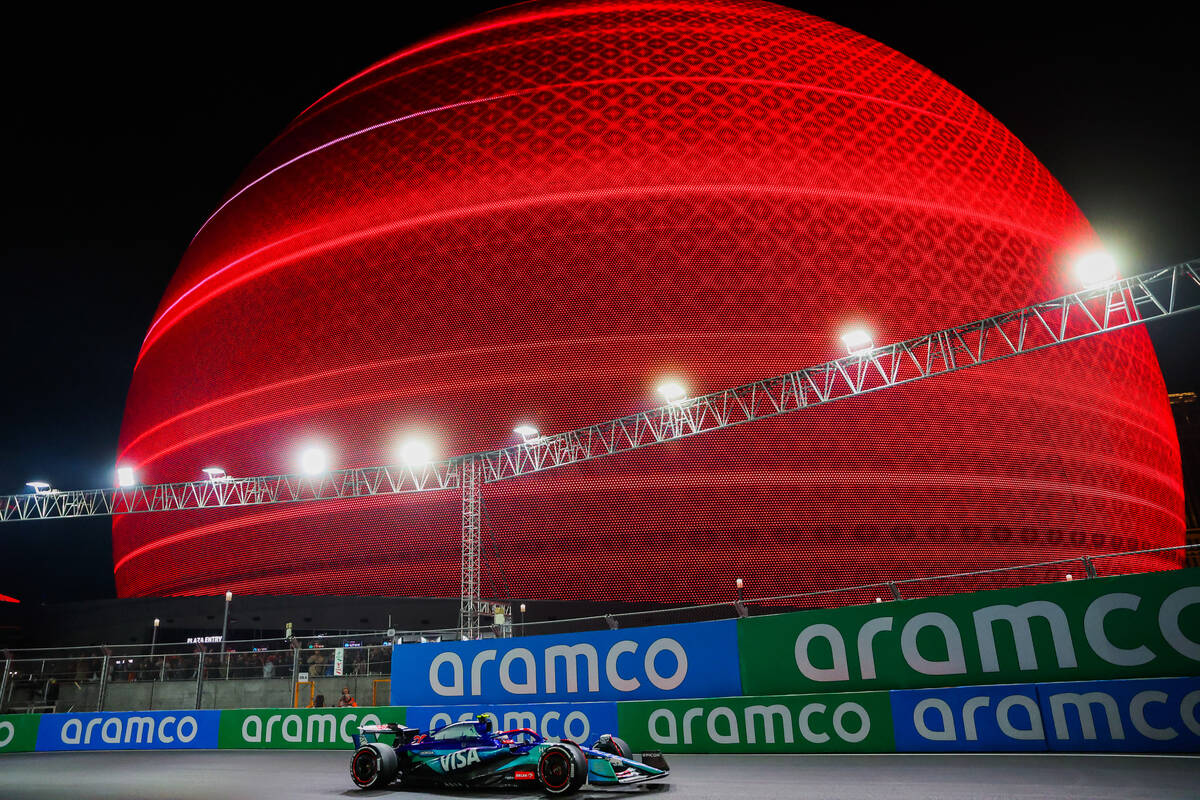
top-left (1, 3), bottom-right (1196, 602)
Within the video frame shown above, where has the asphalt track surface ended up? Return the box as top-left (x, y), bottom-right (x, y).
top-left (1, 751), bottom-right (1197, 799)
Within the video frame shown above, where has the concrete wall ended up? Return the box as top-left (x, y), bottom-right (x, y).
top-left (52, 675), bottom-right (391, 712)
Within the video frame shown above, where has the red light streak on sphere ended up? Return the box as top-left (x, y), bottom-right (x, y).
top-left (115, 1), bottom-right (1183, 599)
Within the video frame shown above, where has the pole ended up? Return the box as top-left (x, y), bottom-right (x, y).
top-left (97, 650), bottom-right (110, 712)
top-left (459, 457), bottom-right (482, 639)
top-left (150, 618), bottom-right (160, 659)
top-left (220, 591), bottom-right (232, 676)
top-left (0, 655), bottom-right (10, 714)
top-left (193, 645), bottom-right (206, 710)
top-left (291, 640), bottom-right (301, 708)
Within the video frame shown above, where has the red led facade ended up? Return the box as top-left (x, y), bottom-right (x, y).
top-left (115, 0), bottom-right (1183, 600)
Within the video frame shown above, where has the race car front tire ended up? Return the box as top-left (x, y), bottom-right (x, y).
top-left (351, 742), bottom-right (399, 789)
top-left (537, 742), bottom-right (588, 795)
top-left (593, 734), bottom-right (633, 759)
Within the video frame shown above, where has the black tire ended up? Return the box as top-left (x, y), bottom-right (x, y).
top-left (350, 742), bottom-right (399, 789)
top-left (593, 734), bottom-right (632, 759)
top-left (537, 742), bottom-right (588, 796)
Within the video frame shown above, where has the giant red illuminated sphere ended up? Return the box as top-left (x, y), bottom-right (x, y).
top-left (115, 0), bottom-right (1183, 599)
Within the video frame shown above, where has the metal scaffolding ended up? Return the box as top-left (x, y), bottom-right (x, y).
top-left (2, 258), bottom-right (1198, 635)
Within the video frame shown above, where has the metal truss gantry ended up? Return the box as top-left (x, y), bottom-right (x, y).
top-left (3, 259), bottom-right (1198, 635)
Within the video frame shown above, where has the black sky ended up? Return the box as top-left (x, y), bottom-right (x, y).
top-left (1, 2), bottom-right (1197, 602)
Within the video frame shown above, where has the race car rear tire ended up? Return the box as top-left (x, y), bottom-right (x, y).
top-left (593, 734), bottom-right (632, 759)
top-left (537, 742), bottom-right (588, 795)
top-left (351, 742), bottom-right (399, 789)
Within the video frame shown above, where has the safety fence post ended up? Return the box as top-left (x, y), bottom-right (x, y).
top-left (888, 581), bottom-right (902, 601)
top-left (0, 654), bottom-right (11, 713)
top-left (193, 645), bottom-right (206, 710)
top-left (96, 650), bottom-right (110, 712)
top-left (1082, 555), bottom-right (1099, 579)
top-left (291, 639), bottom-right (301, 707)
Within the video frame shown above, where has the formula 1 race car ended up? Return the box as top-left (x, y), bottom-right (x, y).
top-left (350, 714), bottom-right (669, 795)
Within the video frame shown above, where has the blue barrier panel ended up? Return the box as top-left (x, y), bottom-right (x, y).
top-left (392, 620), bottom-right (740, 705)
top-left (36, 710), bottom-right (221, 751)
top-left (891, 684), bottom-right (1046, 752)
top-left (1037, 676), bottom-right (1200, 753)
top-left (406, 702), bottom-right (619, 744)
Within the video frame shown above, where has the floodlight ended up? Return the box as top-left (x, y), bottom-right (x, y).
top-left (513, 425), bottom-right (541, 442)
top-left (840, 329), bottom-right (874, 354)
top-left (25, 481), bottom-right (52, 495)
top-left (116, 466), bottom-right (136, 487)
top-left (400, 439), bottom-right (433, 467)
top-left (1075, 251), bottom-right (1118, 288)
top-left (299, 446), bottom-right (329, 475)
top-left (202, 467), bottom-right (229, 482)
top-left (1065, 573), bottom-right (1073, 582)
top-left (225, 590), bottom-right (233, 602)
top-left (656, 381), bottom-right (687, 404)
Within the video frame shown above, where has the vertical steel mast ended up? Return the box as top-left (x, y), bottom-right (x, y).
top-left (459, 457), bottom-right (482, 638)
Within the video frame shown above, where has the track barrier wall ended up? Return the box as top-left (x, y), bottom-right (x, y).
top-left (0, 571), bottom-right (1195, 754)
top-left (218, 707), bottom-right (398, 749)
top-left (390, 619), bottom-right (740, 704)
top-left (739, 570), bottom-right (1200, 695)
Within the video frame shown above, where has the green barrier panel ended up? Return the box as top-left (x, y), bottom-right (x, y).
top-left (218, 706), bottom-right (404, 749)
top-left (617, 692), bottom-right (893, 753)
top-left (0, 714), bottom-right (41, 753)
top-left (739, 570), bottom-right (1200, 696)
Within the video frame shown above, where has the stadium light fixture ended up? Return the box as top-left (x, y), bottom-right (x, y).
top-left (400, 439), bottom-right (433, 468)
top-left (1075, 251), bottom-right (1118, 288)
top-left (513, 425), bottom-right (541, 442)
top-left (1065, 573), bottom-right (1073, 581)
top-left (840, 328), bottom-right (874, 354)
top-left (299, 446), bottom-right (329, 476)
top-left (202, 467), bottom-right (231, 483)
top-left (25, 481), bottom-right (53, 495)
top-left (656, 381), bottom-right (687, 405)
top-left (116, 466), bottom-right (136, 487)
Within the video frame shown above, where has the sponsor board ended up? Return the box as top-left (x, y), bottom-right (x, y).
top-left (0, 714), bottom-right (41, 753)
top-left (393, 619), bottom-right (740, 704)
top-left (740, 571), bottom-right (1200, 695)
top-left (891, 684), bottom-right (1047, 752)
top-left (1037, 676), bottom-right (1200, 753)
top-left (617, 692), bottom-right (893, 753)
top-left (218, 707), bottom-right (402, 750)
top-left (406, 702), bottom-right (618, 744)
top-left (36, 711), bottom-right (219, 751)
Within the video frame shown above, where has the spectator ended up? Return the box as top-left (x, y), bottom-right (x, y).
top-left (263, 656), bottom-right (275, 678)
top-left (310, 694), bottom-right (325, 708)
top-left (337, 686), bottom-right (357, 707)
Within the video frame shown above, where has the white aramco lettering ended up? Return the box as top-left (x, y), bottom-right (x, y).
top-left (913, 698), bottom-right (956, 741)
top-left (794, 624), bottom-right (849, 682)
top-left (431, 652), bottom-right (464, 697)
top-left (1159, 587), bottom-right (1200, 660)
top-left (996, 695), bottom-right (1044, 740)
top-left (0, 721), bottom-right (14, 749)
top-left (500, 649), bottom-right (536, 694)
top-left (645, 639), bottom-right (687, 691)
top-left (900, 613), bottom-right (966, 676)
top-left (1084, 593), bottom-right (1154, 666)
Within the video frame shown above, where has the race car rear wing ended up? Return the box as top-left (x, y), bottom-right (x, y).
top-left (353, 722), bottom-right (418, 749)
